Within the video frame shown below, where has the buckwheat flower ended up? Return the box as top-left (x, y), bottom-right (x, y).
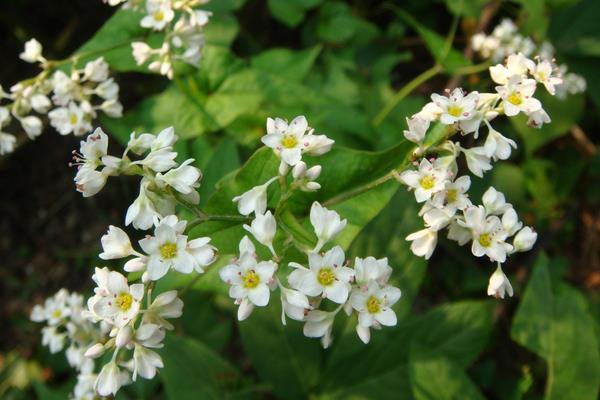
top-left (244, 211), bottom-right (277, 255)
top-left (83, 57), bottom-right (109, 82)
top-left (125, 180), bottom-right (161, 230)
top-left (399, 158), bottom-right (447, 202)
top-left (351, 281), bottom-right (401, 344)
top-left (288, 246), bottom-right (354, 304)
top-left (487, 265), bottom-right (513, 299)
top-left (155, 159), bottom-right (201, 195)
top-left (483, 122), bottom-right (517, 160)
top-left (512, 226), bottom-right (537, 252)
top-left (139, 217), bottom-right (197, 280)
top-left (99, 225), bottom-right (134, 260)
top-left (496, 76), bottom-right (541, 117)
top-left (90, 270), bottom-right (144, 327)
top-left (279, 282), bottom-right (311, 325)
top-left (219, 238), bottom-right (277, 318)
top-left (501, 208), bottom-right (522, 236)
top-left (489, 53), bottom-right (530, 85)
top-left (132, 324), bottom-right (165, 380)
top-left (42, 326), bottom-right (67, 353)
top-left (19, 115), bottom-right (43, 139)
top-left (403, 116), bottom-right (430, 146)
top-left (132, 41), bottom-right (154, 65)
top-left (141, 0), bottom-right (175, 31)
top-left (431, 175), bottom-right (471, 215)
top-left (414, 101), bottom-right (442, 121)
top-left (262, 116), bottom-right (309, 166)
top-left (186, 236), bottom-right (217, 273)
top-left (51, 71), bottom-right (77, 106)
top-left (74, 165), bottom-right (107, 197)
top-left (460, 206), bottom-right (513, 263)
top-left (233, 177), bottom-right (277, 216)
top-left (353, 256), bottom-right (392, 286)
top-left (140, 146), bottom-right (178, 172)
top-left (431, 88), bottom-right (479, 127)
top-left (304, 132), bottom-right (334, 156)
top-left (95, 361), bottom-right (122, 397)
top-left (30, 94), bottom-right (51, 113)
top-left (303, 309), bottom-right (337, 348)
top-left (528, 59), bottom-right (562, 95)
top-left (447, 220), bottom-right (471, 245)
top-left (96, 78), bottom-right (120, 100)
top-left (482, 187), bottom-right (511, 215)
top-left (310, 202), bottom-right (347, 252)
top-left (0, 111), bottom-right (16, 154)
top-left (459, 145), bottom-right (492, 178)
top-left (19, 38), bottom-right (44, 64)
top-left (49, 102), bottom-right (90, 136)
top-left (292, 161), bottom-right (322, 192)
top-left (527, 108), bottom-right (551, 128)
top-left (143, 291), bottom-right (183, 330)
top-left (406, 228), bottom-right (437, 259)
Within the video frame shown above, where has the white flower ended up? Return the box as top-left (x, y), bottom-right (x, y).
top-left (489, 53), bottom-right (530, 85)
top-left (487, 265), bottom-right (513, 299)
top-left (30, 94), bottom-right (51, 113)
top-left (155, 158), bottom-right (201, 197)
top-left (232, 177), bottom-right (277, 216)
top-left (41, 326), bottom-right (66, 353)
top-left (74, 166), bottom-right (107, 197)
top-left (262, 116), bottom-right (309, 166)
top-left (496, 76), bottom-right (541, 117)
top-left (460, 206), bottom-right (513, 263)
top-left (219, 237), bottom-right (277, 317)
top-left (430, 175), bottom-right (471, 215)
top-left (95, 361), bottom-right (122, 397)
top-left (48, 102), bottom-right (90, 136)
top-left (132, 41), bottom-right (154, 65)
top-left (292, 161), bottom-right (321, 192)
top-left (132, 324), bottom-right (165, 380)
top-left (527, 108), bottom-right (551, 128)
top-left (353, 256), bottom-right (392, 286)
top-left (502, 207), bottom-right (522, 236)
top-left (303, 309), bottom-right (337, 348)
top-left (279, 284), bottom-right (311, 325)
top-left (141, 0), bottom-right (175, 31)
top-left (413, 102), bottom-right (442, 121)
top-left (20, 115), bottom-right (43, 139)
top-left (513, 226), bottom-right (537, 252)
top-left (399, 158), bottom-right (447, 202)
top-left (460, 145), bottom-right (492, 178)
top-left (406, 228), bottom-right (437, 260)
top-left (483, 122), bottom-right (517, 160)
top-left (431, 88), bottom-right (479, 128)
top-left (51, 71), bottom-right (77, 106)
top-left (83, 57), bottom-right (109, 82)
top-left (288, 246), bottom-right (354, 304)
top-left (96, 78), bottom-right (120, 100)
top-left (404, 116), bottom-right (430, 145)
top-left (139, 216), bottom-right (200, 280)
top-left (310, 202), bottom-right (347, 252)
top-left (482, 186), bottom-right (511, 215)
top-left (19, 38), bottom-right (44, 63)
top-left (99, 225), bottom-right (134, 259)
top-left (528, 59), bottom-right (562, 95)
top-left (140, 146), bottom-right (178, 172)
top-left (125, 180), bottom-right (161, 230)
top-left (0, 132), bottom-right (16, 155)
top-left (243, 211), bottom-right (277, 255)
top-left (143, 291), bottom-right (183, 330)
top-left (89, 270), bottom-right (144, 327)
top-left (350, 281), bottom-right (401, 344)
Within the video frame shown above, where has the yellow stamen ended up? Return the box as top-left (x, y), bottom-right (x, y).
top-left (447, 189), bottom-right (457, 203)
top-left (419, 175), bottom-right (435, 190)
top-left (507, 92), bottom-right (522, 105)
top-left (159, 242), bottom-right (177, 259)
top-left (366, 296), bottom-right (381, 314)
top-left (242, 270), bottom-right (260, 289)
top-left (154, 10), bottom-right (165, 21)
top-left (281, 134), bottom-right (298, 149)
top-left (115, 293), bottom-right (133, 311)
top-left (317, 268), bottom-right (336, 286)
top-left (69, 114), bottom-right (78, 125)
top-left (478, 233), bottom-right (492, 247)
top-left (447, 105), bottom-right (463, 117)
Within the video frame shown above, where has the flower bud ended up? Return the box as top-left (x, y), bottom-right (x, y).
top-left (115, 326), bottom-right (133, 348)
top-left (84, 343), bottom-right (105, 359)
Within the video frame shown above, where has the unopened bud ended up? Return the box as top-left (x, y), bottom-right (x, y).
top-left (84, 343), bottom-right (105, 359)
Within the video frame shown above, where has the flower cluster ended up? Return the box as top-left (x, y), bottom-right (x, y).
top-left (398, 52), bottom-right (556, 298)
top-left (0, 39), bottom-right (122, 156)
top-left (471, 18), bottom-right (585, 99)
top-left (71, 126), bottom-right (202, 230)
top-left (220, 116), bottom-right (401, 347)
top-left (31, 289), bottom-right (109, 399)
top-left (104, 0), bottom-right (211, 79)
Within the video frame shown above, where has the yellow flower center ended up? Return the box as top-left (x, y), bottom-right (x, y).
top-left (419, 175), bottom-right (435, 190)
top-left (507, 92), bottom-right (522, 105)
top-left (115, 293), bottom-right (133, 311)
top-left (317, 268), bottom-right (336, 286)
top-left (242, 270), bottom-right (260, 289)
top-left (447, 189), bottom-right (457, 203)
top-left (159, 242), bottom-right (177, 259)
top-left (69, 114), bottom-right (78, 125)
top-left (447, 104), bottom-right (463, 117)
top-left (281, 134), bottom-right (298, 149)
top-left (154, 10), bottom-right (165, 21)
top-left (478, 233), bottom-right (492, 247)
top-left (51, 310), bottom-right (62, 319)
top-left (366, 295), bottom-right (381, 314)
top-left (537, 71), bottom-right (546, 81)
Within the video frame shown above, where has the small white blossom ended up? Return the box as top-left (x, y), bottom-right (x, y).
top-left (406, 228), bottom-right (437, 260)
top-left (399, 158), bottom-right (448, 202)
top-left (513, 226), bottom-right (537, 252)
top-left (243, 211), bottom-right (277, 255)
top-left (233, 177), bottom-right (277, 216)
top-left (19, 38), bottom-right (44, 63)
top-left (487, 265), bottom-right (513, 299)
top-left (350, 281), bottom-right (401, 344)
top-left (310, 202), bottom-right (347, 252)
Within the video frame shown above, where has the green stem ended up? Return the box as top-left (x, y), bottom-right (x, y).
top-left (373, 63), bottom-right (443, 128)
top-left (186, 214), bottom-right (250, 231)
top-left (322, 169), bottom-right (401, 208)
top-left (451, 61), bottom-right (492, 75)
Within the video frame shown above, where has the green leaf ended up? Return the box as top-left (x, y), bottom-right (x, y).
top-left (204, 13), bottom-right (240, 47)
top-left (511, 253), bottom-right (600, 400)
top-left (159, 335), bottom-right (240, 399)
top-left (444, 0), bottom-right (487, 17)
top-left (239, 304), bottom-right (322, 399)
top-left (267, 0), bottom-right (322, 28)
top-left (251, 46), bottom-right (322, 82)
top-left (409, 343), bottom-right (486, 400)
top-left (390, 7), bottom-right (470, 74)
top-left (198, 138), bottom-right (241, 207)
top-left (75, 9), bottom-right (158, 72)
top-left (315, 1), bottom-right (363, 43)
